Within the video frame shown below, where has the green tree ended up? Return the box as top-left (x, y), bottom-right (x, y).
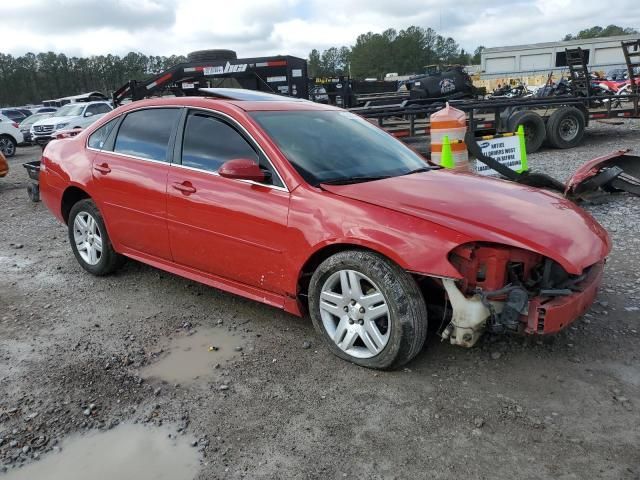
top-left (564, 24), bottom-right (638, 41)
top-left (308, 49), bottom-right (321, 77)
top-left (472, 46), bottom-right (485, 65)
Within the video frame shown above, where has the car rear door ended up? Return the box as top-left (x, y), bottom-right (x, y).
top-left (166, 109), bottom-right (290, 295)
top-left (90, 107), bottom-right (182, 260)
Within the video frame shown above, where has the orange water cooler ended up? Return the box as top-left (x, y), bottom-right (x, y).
top-left (430, 103), bottom-right (469, 170)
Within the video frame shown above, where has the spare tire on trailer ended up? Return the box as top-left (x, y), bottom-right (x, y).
top-left (545, 106), bottom-right (586, 149)
top-left (507, 110), bottom-right (546, 154)
top-left (187, 49), bottom-right (237, 63)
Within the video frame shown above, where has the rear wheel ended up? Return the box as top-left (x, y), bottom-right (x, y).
top-left (68, 199), bottom-right (124, 276)
top-left (308, 250), bottom-right (428, 369)
top-left (507, 110), bottom-right (546, 153)
top-left (545, 107), bottom-right (586, 149)
top-left (0, 135), bottom-right (17, 157)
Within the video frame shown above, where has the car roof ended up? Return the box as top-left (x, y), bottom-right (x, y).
top-left (116, 93), bottom-right (340, 113)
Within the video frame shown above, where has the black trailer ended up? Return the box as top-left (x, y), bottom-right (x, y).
top-left (113, 50), bottom-right (308, 106)
top-left (350, 41), bottom-right (640, 155)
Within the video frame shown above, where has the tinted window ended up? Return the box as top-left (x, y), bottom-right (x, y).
top-left (88, 119), bottom-right (118, 150)
top-left (114, 109), bottom-right (180, 162)
top-left (182, 113), bottom-right (258, 172)
top-left (94, 104), bottom-right (112, 114)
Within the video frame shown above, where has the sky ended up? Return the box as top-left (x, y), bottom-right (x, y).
top-left (2, 0), bottom-right (640, 59)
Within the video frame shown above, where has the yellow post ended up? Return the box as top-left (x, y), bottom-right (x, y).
top-left (440, 135), bottom-right (454, 169)
top-left (517, 125), bottom-right (528, 173)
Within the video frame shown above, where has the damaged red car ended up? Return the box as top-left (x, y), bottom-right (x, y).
top-left (39, 91), bottom-right (611, 369)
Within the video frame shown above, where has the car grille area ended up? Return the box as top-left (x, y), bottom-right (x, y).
top-left (34, 125), bottom-right (54, 134)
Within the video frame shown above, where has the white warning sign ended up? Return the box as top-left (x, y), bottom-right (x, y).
top-left (475, 135), bottom-right (523, 176)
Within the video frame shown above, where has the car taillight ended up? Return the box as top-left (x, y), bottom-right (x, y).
top-left (12, 122), bottom-right (19, 129)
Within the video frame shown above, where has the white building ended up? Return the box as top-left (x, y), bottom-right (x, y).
top-left (481, 34), bottom-right (640, 78)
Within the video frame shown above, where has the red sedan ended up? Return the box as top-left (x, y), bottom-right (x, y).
top-left (39, 91), bottom-right (610, 369)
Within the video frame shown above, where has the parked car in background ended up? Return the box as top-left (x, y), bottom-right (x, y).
top-left (35, 107), bottom-right (58, 114)
top-left (19, 112), bottom-right (54, 144)
top-left (39, 92), bottom-right (610, 369)
top-left (31, 101), bottom-right (112, 145)
top-left (15, 108), bottom-right (33, 118)
top-left (0, 108), bottom-right (29, 124)
top-left (0, 114), bottom-right (24, 157)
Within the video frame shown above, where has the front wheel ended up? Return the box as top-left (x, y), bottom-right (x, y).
top-left (0, 135), bottom-right (17, 157)
top-left (68, 199), bottom-right (124, 275)
top-left (308, 250), bottom-right (428, 369)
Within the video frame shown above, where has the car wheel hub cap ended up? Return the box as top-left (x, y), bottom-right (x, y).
top-left (73, 212), bottom-right (103, 266)
top-left (319, 270), bottom-right (390, 359)
top-left (559, 118), bottom-right (578, 141)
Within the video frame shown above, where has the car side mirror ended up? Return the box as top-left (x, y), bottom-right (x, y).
top-left (84, 111), bottom-right (94, 118)
top-left (218, 159), bottom-right (265, 183)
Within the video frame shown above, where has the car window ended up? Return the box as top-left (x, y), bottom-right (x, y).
top-left (114, 108), bottom-right (180, 162)
top-left (94, 104), bottom-right (112, 114)
top-left (181, 112), bottom-right (283, 187)
top-left (85, 104), bottom-right (100, 115)
top-left (88, 118), bottom-right (118, 150)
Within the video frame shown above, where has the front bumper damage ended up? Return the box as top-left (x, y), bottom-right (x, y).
top-left (441, 244), bottom-right (605, 347)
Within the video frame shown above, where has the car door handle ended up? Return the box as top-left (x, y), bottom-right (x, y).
top-left (94, 163), bottom-right (111, 174)
top-left (172, 181), bottom-right (196, 194)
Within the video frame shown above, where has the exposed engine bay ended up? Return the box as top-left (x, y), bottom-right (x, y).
top-left (440, 243), bottom-right (600, 347)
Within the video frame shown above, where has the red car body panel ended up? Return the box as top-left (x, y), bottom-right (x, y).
top-left (322, 171), bottom-right (610, 275)
top-left (39, 96), bottom-right (611, 330)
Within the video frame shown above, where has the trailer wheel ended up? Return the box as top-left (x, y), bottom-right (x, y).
top-left (545, 107), bottom-right (585, 149)
top-left (187, 49), bottom-right (237, 63)
top-left (507, 111), bottom-right (545, 153)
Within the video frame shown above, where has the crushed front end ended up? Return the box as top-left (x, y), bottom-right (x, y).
top-left (440, 243), bottom-right (605, 347)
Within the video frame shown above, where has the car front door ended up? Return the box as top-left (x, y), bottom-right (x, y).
top-left (166, 109), bottom-right (290, 295)
top-left (90, 107), bottom-right (182, 260)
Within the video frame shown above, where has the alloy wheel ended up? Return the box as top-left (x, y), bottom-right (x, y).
top-left (0, 138), bottom-right (15, 156)
top-left (73, 211), bottom-right (103, 265)
top-left (319, 269), bottom-right (390, 359)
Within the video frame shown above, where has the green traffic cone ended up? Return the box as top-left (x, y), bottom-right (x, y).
top-left (441, 135), bottom-right (454, 169)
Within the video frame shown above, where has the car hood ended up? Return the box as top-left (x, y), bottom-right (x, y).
top-left (321, 170), bottom-right (611, 274)
top-left (32, 115), bottom-right (77, 127)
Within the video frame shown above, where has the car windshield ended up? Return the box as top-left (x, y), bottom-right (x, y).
top-left (250, 110), bottom-right (429, 185)
top-left (56, 104), bottom-right (85, 116)
top-left (21, 113), bottom-right (50, 127)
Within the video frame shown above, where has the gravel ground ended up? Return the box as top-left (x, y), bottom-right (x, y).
top-left (1, 121), bottom-right (639, 479)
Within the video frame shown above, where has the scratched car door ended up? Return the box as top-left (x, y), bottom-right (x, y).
top-left (166, 109), bottom-right (290, 296)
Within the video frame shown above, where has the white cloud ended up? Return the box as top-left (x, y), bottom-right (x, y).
top-left (0, 0), bottom-right (638, 59)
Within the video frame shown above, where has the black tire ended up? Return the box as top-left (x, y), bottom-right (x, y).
top-left (0, 134), bottom-right (17, 158)
top-left (545, 107), bottom-right (586, 149)
top-left (507, 110), bottom-right (546, 153)
top-left (187, 49), bottom-right (237, 63)
top-left (308, 250), bottom-right (428, 369)
top-left (27, 183), bottom-right (40, 202)
top-left (68, 199), bottom-right (124, 276)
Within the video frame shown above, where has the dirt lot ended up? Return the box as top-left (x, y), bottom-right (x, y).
top-left (1, 122), bottom-right (639, 479)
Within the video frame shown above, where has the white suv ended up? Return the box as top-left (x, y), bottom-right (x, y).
top-left (0, 114), bottom-right (25, 157)
top-left (31, 101), bottom-right (112, 145)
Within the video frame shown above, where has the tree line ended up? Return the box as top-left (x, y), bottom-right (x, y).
top-left (308, 26), bottom-right (483, 78)
top-left (0, 24), bottom-right (636, 106)
top-left (0, 52), bottom-right (186, 107)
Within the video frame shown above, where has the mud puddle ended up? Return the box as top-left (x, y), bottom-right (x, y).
top-left (3, 423), bottom-right (200, 480)
top-left (141, 327), bottom-right (244, 383)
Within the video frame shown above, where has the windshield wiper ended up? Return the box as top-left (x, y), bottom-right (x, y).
top-left (402, 167), bottom-right (432, 175)
top-left (319, 175), bottom-right (393, 186)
